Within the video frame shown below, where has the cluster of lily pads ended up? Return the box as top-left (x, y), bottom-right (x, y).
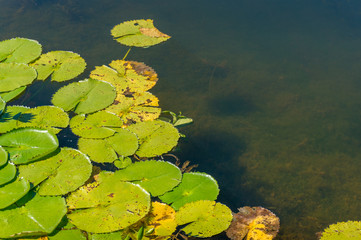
top-left (0, 20), bottom-right (233, 240)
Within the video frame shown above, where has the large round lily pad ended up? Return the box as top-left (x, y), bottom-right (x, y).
top-left (0, 37), bottom-right (42, 63)
top-left (176, 200), bottom-right (233, 238)
top-left (31, 51), bottom-right (86, 82)
top-left (111, 19), bottom-right (170, 47)
top-left (159, 172), bottom-right (219, 210)
top-left (0, 128), bottom-right (59, 164)
top-left (0, 63), bottom-right (37, 92)
top-left (51, 78), bottom-right (116, 114)
top-left (0, 193), bottom-right (67, 238)
top-left (127, 120), bottom-right (180, 157)
top-left (66, 177), bottom-right (151, 233)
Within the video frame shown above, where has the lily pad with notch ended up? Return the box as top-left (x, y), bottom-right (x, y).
top-left (0, 62), bottom-right (37, 92)
top-left (0, 37), bottom-right (42, 64)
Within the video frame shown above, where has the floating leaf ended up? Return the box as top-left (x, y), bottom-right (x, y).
top-left (0, 177), bottom-right (30, 209)
top-left (0, 193), bottom-right (66, 238)
top-left (89, 232), bottom-right (127, 240)
top-left (226, 207), bottom-right (280, 240)
top-left (49, 229), bottom-right (87, 240)
top-left (0, 105), bottom-right (30, 133)
top-left (0, 145), bottom-right (7, 166)
top-left (145, 202), bottom-right (177, 237)
top-left (70, 110), bottom-right (123, 138)
top-left (320, 221), bottom-right (361, 240)
top-left (0, 62), bottom-right (37, 92)
top-left (0, 86), bottom-right (26, 102)
top-left (31, 51), bottom-right (86, 82)
top-left (111, 160), bottom-right (182, 196)
top-left (0, 128), bottom-right (59, 164)
top-left (51, 78), bottom-right (116, 114)
top-left (0, 162), bottom-right (16, 185)
top-left (128, 120), bottom-right (179, 157)
top-left (16, 106), bottom-right (70, 134)
top-left (78, 128), bottom-right (138, 163)
top-left (111, 19), bottom-right (171, 47)
top-left (0, 37), bottom-right (42, 63)
top-left (159, 172), bottom-right (219, 210)
top-left (176, 200), bottom-right (233, 238)
top-left (106, 92), bottom-right (161, 126)
top-left (113, 157), bottom-right (132, 169)
top-left (0, 96), bottom-right (5, 115)
top-left (66, 176), bottom-right (151, 233)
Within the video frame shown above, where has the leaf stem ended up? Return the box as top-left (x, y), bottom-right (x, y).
top-left (123, 47), bottom-right (132, 60)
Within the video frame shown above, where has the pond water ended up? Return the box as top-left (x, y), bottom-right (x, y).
top-left (2, 0), bottom-right (361, 239)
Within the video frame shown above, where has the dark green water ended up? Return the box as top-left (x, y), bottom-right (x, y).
top-left (3, 0), bottom-right (361, 239)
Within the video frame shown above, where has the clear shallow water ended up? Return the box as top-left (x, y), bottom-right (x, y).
top-left (2, 0), bottom-right (361, 239)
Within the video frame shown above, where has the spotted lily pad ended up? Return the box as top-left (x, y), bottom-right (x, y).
top-left (89, 232), bottom-right (127, 240)
top-left (0, 128), bottom-right (59, 165)
top-left (111, 19), bottom-right (171, 47)
top-left (0, 63), bottom-right (37, 92)
top-left (320, 221), bottom-right (361, 240)
top-left (31, 51), bottom-right (86, 82)
top-left (78, 128), bottom-right (138, 163)
top-left (70, 111), bottom-right (123, 138)
top-left (176, 200), bottom-right (233, 238)
top-left (0, 38), bottom-right (42, 63)
top-left (159, 172), bottom-right (219, 210)
top-left (127, 120), bottom-right (180, 157)
top-left (51, 78), bottom-right (116, 114)
top-left (145, 202), bottom-right (177, 237)
top-left (0, 177), bottom-right (30, 209)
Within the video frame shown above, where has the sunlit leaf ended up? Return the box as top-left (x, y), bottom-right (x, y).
top-left (48, 229), bottom-right (87, 240)
top-left (159, 172), bottom-right (219, 210)
top-left (0, 177), bottom-right (30, 209)
top-left (51, 78), bottom-right (116, 114)
top-left (0, 96), bottom-right (5, 115)
top-left (31, 51), bottom-right (86, 82)
top-left (16, 106), bottom-right (70, 134)
top-left (113, 157), bottom-right (132, 169)
top-left (320, 221), bottom-right (361, 240)
top-left (70, 110), bottom-right (123, 138)
top-left (111, 160), bottom-right (182, 196)
top-left (0, 37), bottom-right (42, 63)
top-left (0, 145), bottom-right (7, 166)
top-left (89, 232), bottom-right (127, 240)
top-left (176, 200), bottom-right (233, 238)
top-left (111, 19), bottom-right (171, 47)
top-left (0, 128), bottom-right (59, 164)
top-left (0, 86), bottom-right (26, 102)
top-left (66, 175), bottom-right (151, 233)
top-left (0, 105), bottom-right (30, 133)
top-left (145, 202), bottom-right (177, 237)
top-left (0, 161), bottom-right (16, 185)
top-left (0, 62), bottom-right (37, 92)
top-left (127, 120), bottom-right (179, 157)
top-left (0, 193), bottom-right (66, 238)
top-left (78, 128), bottom-right (138, 163)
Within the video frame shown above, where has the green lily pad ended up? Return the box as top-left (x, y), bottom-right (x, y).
top-left (320, 221), bottom-right (361, 240)
top-left (0, 105), bottom-right (30, 133)
top-left (0, 37), bottom-right (42, 63)
top-left (0, 193), bottom-right (67, 238)
top-left (0, 145), bottom-right (7, 167)
top-left (70, 110), bottom-right (123, 138)
top-left (176, 200), bottom-right (233, 238)
top-left (78, 128), bottom-right (138, 163)
top-left (0, 128), bottom-right (59, 165)
top-left (0, 162), bottom-right (16, 185)
top-left (66, 176), bottom-right (151, 233)
top-left (31, 51), bottom-right (86, 82)
top-left (49, 229), bottom-right (87, 240)
top-left (111, 19), bottom-right (171, 47)
top-left (0, 86), bottom-right (26, 102)
top-left (51, 78), bottom-right (116, 114)
top-left (89, 232), bottom-right (127, 240)
top-left (16, 105), bottom-right (70, 134)
top-left (127, 120), bottom-right (180, 157)
top-left (113, 157), bottom-right (132, 169)
top-left (0, 96), bottom-right (5, 115)
top-left (0, 177), bottom-right (30, 209)
top-left (111, 160), bottom-right (182, 196)
top-left (0, 62), bottom-right (37, 92)
top-left (159, 172), bottom-right (219, 210)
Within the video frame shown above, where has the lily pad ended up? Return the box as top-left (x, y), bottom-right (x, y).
top-left (0, 86), bottom-right (26, 102)
top-left (31, 51), bottom-right (86, 82)
top-left (127, 120), bottom-right (180, 157)
top-left (49, 229), bottom-right (87, 240)
top-left (176, 200), bottom-right (233, 238)
top-left (66, 177), bottom-right (151, 233)
top-left (0, 62), bottom-right (37, 92)
top-left (0, 96), bottom-right (5, 115)
top-left (145, 202), bottom-right (177, 237)
top-left (0, 193), bottom-right (67, 238)
top-left (17, 106), bottom-right (70, 134)
top-left (0, 37), bottom-right (42, 63)
top-left (159, 172), bottom-right (219, 210)
top-left (0, 162), bottom-right (16, 185)
top-left (0, 105), bottom-right (30, 133)
top-left (78, 128), bottom-right (138, 163)
top-left (51, 78), bottom-right (116, 114)
top-left (0, 145), bottom-right (7, 166)
top-left (111, 160), bottom-right (182, 196)
top-left (0, 128), bottom-right (59, 165)
top-left (89, 232), bottom-right (127, 240)
top-left (320, 221), bottom-right (361, 240)
top-left (0, 177), bottom-right (30, 209)
top-left (70, 110), bottom-right (123, 138)
top-left (111, 19), bottom-right (171, 47)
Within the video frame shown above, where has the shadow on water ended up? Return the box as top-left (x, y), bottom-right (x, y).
top-left (207, 93), bottom-right (256, 116)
